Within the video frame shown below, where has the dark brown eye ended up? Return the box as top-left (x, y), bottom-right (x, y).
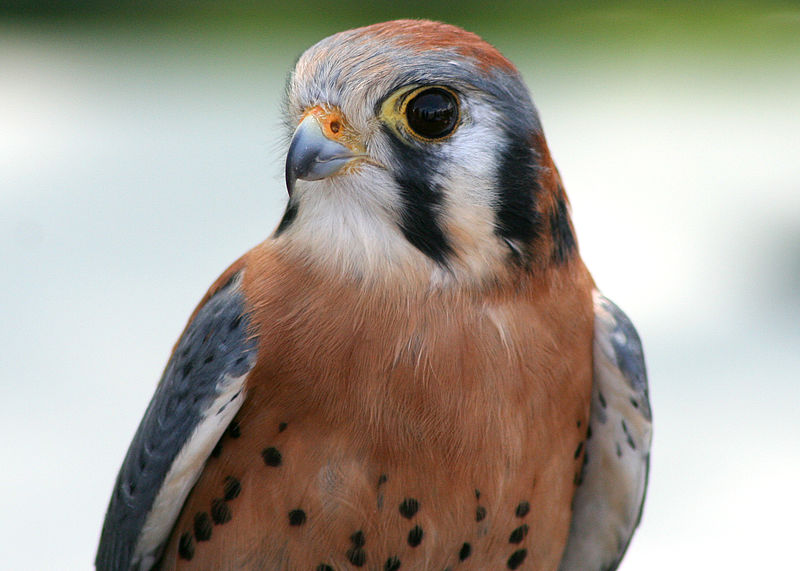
top-left (405, 88), bottom-right (458, 140)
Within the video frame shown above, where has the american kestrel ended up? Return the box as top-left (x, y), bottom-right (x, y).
top-left (96, 20), bottom-right (651, 571)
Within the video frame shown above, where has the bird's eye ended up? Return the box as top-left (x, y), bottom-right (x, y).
top-left (404, 88), bottom-right (459, 140)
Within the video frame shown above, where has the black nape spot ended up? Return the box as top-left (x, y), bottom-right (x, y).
top-left (178, 532), bottom-right (195, 560)
top-left (598, 392), bottom-right (607, 408)
top-left (278, 422), bottom-right (288, 432)
top-left (550, 194), bottom-right (576, 263)
top-left (476, 506), bottom-right (487, 522)
top-left (229, 314), bottom-right (242, 331)
top-left (228, 420), bottom-right (241, 438)
top-left (399, 498), bottom-right (420, 519)
top-left (507, 548), bottom-right (527, 569)
top-left (509, 524), bottom-right (529, 544)
top-left (515, 502), bottom-right (530, 518)
top-left (223, 476), bottom-right (241, 500)
top-left (385, 556), bottom-right (401, 571)
top-left (210, 498), bottom-right (232, 524)
top-left (194, 512), bottom-right (212, 541)
top-left (407, 525), bottom-right (424, 547)
top-left (347, 546), bottom-right (366, 567)
top-left (182, 361), bottom-right (194, 378)
top-left (316, 565), bottom-right (334, 571)
top-left (275, 201), bottom-right (299, 235)
top-left (203, 353), bottom-right (214, 364)
top-left (350, 530), bottom-right (366, 547)
top-left (378, 474), bottom-right (388, 486)
top-left (288, 509), bottom-right (306, 526)
top-left (459, 542), bottom-right (472, 561)
top-left (574, 441), bottom-right (584, 459)
top-left (261, 447), bottom-right (282, 467)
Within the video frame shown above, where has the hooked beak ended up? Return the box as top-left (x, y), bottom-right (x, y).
top-left (285, 111), bottom-right (359, 196)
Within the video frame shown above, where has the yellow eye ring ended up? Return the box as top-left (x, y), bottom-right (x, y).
top-left (380, 85), bottom-right (461, 143)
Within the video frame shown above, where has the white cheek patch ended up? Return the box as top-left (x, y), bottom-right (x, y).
top-left (437, 104), bottom-right (511, 278)
top-left (282, 167), bottom-right (429, 282)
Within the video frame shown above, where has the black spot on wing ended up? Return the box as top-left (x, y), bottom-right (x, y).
top-left (550, 193), bottom-right (576, 263)
top-left (494, 134), bottom-right (543, 259)
top-left (602, 296), bottom-right (651, 421)
top-left (95, 271), bottom-right (258, 571)
top-left (383, 125), bottom-right (452, 264)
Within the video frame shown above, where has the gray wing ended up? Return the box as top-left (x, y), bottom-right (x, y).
top-left (96, 271), bottom-right (258, 571)
top-left (559, 290), bottom-right (652, 571)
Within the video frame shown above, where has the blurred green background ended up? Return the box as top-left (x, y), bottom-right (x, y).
top-left (2, 1), bottom-right (799, 569)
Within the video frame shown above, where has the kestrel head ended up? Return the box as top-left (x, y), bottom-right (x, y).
top-left (278, 20), bottom-right (576, 286)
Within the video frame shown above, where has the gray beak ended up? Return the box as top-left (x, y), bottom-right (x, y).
top-left (285, 114), bottom-right (358, 196)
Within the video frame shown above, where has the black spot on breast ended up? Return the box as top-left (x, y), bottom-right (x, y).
top-left (227, 420), bottom-right (241, 438)
top-left (586, 425), bottom-right (593, 440)
top-left (515, 502), bottom-right (530, 518)
top-left (574, 441), bottom-right (584, 459)
top-left (507, 549), bottom-right (527, 569)
top-left (350, 530), bottom-right (366, 547)
top-left (399, 498), bottom-right (419, 519)
top-left (459, 542), bottom-right (472, 561)
top-left (278, 422), bottom-right (288, 432)
top-left (210, 439), bottom-right (223, 458)
top-left (476, 506), bottom-right (487, 522)
top-left (288, 509), bottom-right (306, 526)
top-left (509, 524), bottom-right (529, 544)
top-left (408, 525), bottom-right (424, 547)
top-left (210, 498), bottom-right (232, 524)
top-left (598, 392), bottom-right (607, 408)
top-left (261, 447), bottom-right (282, 467)
top-left (347, 547), bottom-right (366, 567)
top-left (550, 194), bottom-right (576, 263)
top-left (316, 565), bottom-right (334, 571)
top-left (630, 397), bottom-right (640, 408)
top-left (385, 556), bottom-right (401, 571)
top-left (193, 512), bottom-right (212, 541)
top-left (616, 442), bottom-right (623, 457)
top-left (474, 489), bottom-right (481, 499)
top-left (275, 201), bottom-right (299, 235)
top-left (178, 531), bottom-right (194, 560)
top-left (223, 476), bottom-right (241, 500)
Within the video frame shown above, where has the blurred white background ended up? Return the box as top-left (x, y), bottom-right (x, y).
top-left (1, 5), bottom-right (799, 569)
